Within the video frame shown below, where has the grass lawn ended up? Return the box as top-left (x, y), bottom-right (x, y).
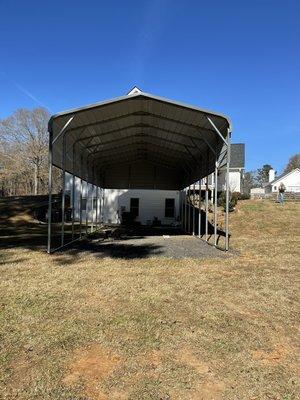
top-left (0, 200), bottom-right (299, 399)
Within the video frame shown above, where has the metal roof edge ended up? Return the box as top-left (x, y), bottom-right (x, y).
top-left (48, 90), bottom-right (232, 132)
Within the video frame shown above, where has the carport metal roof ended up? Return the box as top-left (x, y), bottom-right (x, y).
top-left (49, 88), bottom-right (231, 190)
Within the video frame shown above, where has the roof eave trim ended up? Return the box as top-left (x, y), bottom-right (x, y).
top-left (48, 91), bottom-right (232, 132)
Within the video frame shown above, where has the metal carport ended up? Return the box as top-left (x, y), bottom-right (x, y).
top-left (47, 88), bottom-right (232, 253)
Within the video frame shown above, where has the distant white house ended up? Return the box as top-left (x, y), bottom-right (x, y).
top-left (251, 168), bottom-right (300, 198)
top-left (264, 168), bottom-right (300, 193)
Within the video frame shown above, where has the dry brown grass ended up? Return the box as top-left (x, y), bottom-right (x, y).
top-left (0, 200), bottom-right (299, 399)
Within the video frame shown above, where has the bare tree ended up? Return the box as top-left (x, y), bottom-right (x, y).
top-left (0, 108), bottom-right (50, 195)
top-left (283, 154), bottom-right (300, 174)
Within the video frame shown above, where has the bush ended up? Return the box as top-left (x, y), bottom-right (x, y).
top-left (240, 193), bottom-right (250, 200)
top-left (218, 191), bottom-right (238, 211)
top-left (232, 191), bottom-right (250, 200)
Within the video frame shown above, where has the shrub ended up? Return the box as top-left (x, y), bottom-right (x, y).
top-left (218, 191), bottom-right (237, 211)
top-left (232, 191), bottom-right (250, 200)
top-left (240, 193), bottom-right (250, 200)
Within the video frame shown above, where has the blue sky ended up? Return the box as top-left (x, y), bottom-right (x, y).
top-left (0, 0), bottom-right (299, 173)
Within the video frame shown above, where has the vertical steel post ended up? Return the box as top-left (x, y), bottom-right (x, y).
top-left (192, 182), bottom-right (195, 235)
top-left (99, 188), bottom-right (102, 225)
top-left (102, 188), bottom-right (105, 224)
top-left (198, 179), bottom-right (201, 238)
top-left (71, 174), bottom-right (76, 240)
top-left (181, 190), bottom-right (184, 229)
top-left (205, 176), bottom-right (209, 241)
top-left (61, 133), bottom-right (66, 247)
top-left (188, 185), bottom-right (191, 234)
top-left (71, 142), bottom-right (77, 240)
top-left (225, 131), bottom-right (231, 251)
top-left (85, 181), bottom-right (89, 235)
top-left (95, 186), bottom-right (99, 229)
top-left (214, 161), bottom-right (218, 246)
top-left (47, 131), bottom-right (53, 254)
top-left (91, 184), bottom-right (94, 233)
top-left (79, 178), bottom-right (83, 238)
top-left (79, 155), bottom-right (83, 238)
top-left (184, 188), bottom-right (187, 232)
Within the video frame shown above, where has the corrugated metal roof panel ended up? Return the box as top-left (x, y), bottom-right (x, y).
top-left (50, 91), bottom-right (231, 189)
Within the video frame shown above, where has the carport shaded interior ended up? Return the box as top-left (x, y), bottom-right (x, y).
top-left (49, 90), bottom-right (231, 190)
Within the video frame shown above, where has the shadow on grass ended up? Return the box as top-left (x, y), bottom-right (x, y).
top-left (55, 241), bottom-right (164, 264)
top-left (0, 210), bottom-right (227, 265)
top-left (0, 223), bottom-right (166, 263)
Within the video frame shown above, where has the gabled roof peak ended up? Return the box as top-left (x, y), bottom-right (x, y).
top-left (267, 168), bottom-right (300, 185)
top-left (127, 86), bottom-right (142, 95)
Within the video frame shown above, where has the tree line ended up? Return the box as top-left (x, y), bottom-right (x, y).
top-left (0, 107), bottom-right (299, 197)
top-left (0, 107), bottom-right (61, 196)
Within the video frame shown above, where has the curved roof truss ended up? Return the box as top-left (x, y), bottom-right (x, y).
top-left (49, 90), bottom-right (231, 190)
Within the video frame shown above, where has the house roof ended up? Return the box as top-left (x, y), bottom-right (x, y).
top-left (267, 168), bottom-right (300, 186)
top-left (230, 143), bottom-right (245, 168)
top-left (49, 89), bottom-right (231, 190)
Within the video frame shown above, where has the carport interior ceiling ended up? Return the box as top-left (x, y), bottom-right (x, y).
top-left (49, 89), bottom-right (231, 190)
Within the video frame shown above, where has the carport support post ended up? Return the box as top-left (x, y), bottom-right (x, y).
top-left (61, 133), bottom-right (66, 247)
top-left (99, 188), bottom-right (102, 224)
top-left (95, 186), bottom-right (99, 229)
top-left (188, 185), bottom-right (191, 234)
top-left (102, 189), bottom-right (105, 224)
top-left (79, 154), bottom-right (83, 238)
top-left (181, 190), bottom-right (184, 230)
top-left (214, 161), bottom-right (218, 246)
top-left (205, 176), bottom-right (209, 241)
top-left (71, 174), bottom-right (75, 240)
top-left (47, 131), bottom-right (53, 254)
top-left (198, 179), bottom-right (201, 238)
top-left (85, 181), bottom-right (89, 235)
top-left (184, 188), bottom-right (187, 232)
top-left (91, 184), bottom-right (94, 233)
top-left (192, 182), bottom-right (195, 235)
top-left (79, 178), bottom-right (83, 238)
top-left (225, 131), bottom-right (231, 251)
top-left (71, 141), bottom-right (77, 240)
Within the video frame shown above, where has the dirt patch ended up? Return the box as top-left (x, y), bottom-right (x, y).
top-left (252, 343), bottom-right (288, 366)
top-left (175, 348), bottom-right (225, 399)
top-left (192, 380), bottom-right (225, 400)
top-left (63, 343), bottom-right (121, 400)
top-left (177, 348), bottom-right (210, 374)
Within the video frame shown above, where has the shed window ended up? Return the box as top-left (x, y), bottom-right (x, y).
top-left (165, 198), bottom-right (175, 218)
top-left (130, 198), bottom-right (139, 217)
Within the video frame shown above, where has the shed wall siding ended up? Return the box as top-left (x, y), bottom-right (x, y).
top-left (66, 174), bottom-right (180, 225)
top-left (103, 189), bottom-right (180, 225)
